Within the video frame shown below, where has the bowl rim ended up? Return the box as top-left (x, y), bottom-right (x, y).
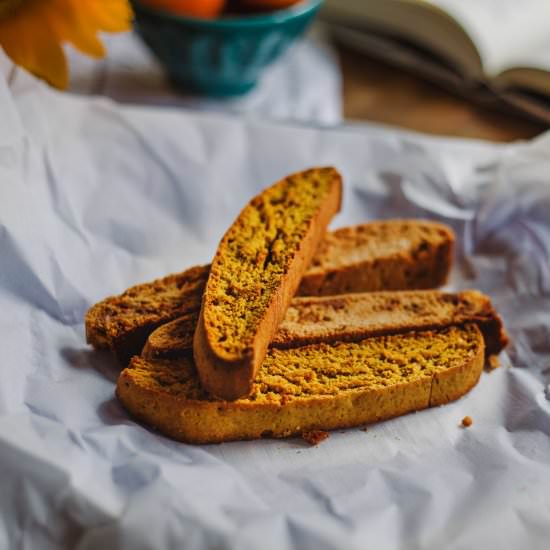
top-left (131, 0), bottom-right (324, 28)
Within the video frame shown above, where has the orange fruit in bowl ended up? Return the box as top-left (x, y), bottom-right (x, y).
top-left (140, 0), bottom-right (226, 19)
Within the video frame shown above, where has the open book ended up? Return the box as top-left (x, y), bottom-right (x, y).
top-left (321, 0), bottom-right (550, 123)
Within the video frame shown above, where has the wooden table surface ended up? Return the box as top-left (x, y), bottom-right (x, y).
top-left (338, 45), bottom-right (548, 143)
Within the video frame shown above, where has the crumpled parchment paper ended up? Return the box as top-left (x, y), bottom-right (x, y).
top-left (0, 65), bottom-right (549, 550)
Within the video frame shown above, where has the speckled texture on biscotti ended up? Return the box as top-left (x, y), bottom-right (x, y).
top-left (118, 324), bottom-right (485, 444)
top-left (298, 220), bottom-right (454, 296)
top-left (85, 219), bottom-right (455, 366)
top-left (85, 265), bottom-right (209, 365)
top-left (194, 167), bottom-right (342, 400)
top-left (143, 289), bottom-right (507, 361)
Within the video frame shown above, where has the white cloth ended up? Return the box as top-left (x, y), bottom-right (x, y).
top-left (1, 62), bottom-right (550, 550)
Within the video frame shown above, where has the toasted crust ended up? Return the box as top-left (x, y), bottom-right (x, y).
top-left (117, 325), bottom-right (485, 444)
top-left (142, 311), bottom-right (197, 360)
top-left (274, 289), bottom-right (508, 355)
top-left (85, 265), bottom-right (208, 364)
top-left (298, 220), bottom-right (455, 295)
top-left (194, 168), bottom-right (343, 399)
top-left (144, 290), bottom-right (507, 361)
top-left (86, 220), bottom-right (455, 366)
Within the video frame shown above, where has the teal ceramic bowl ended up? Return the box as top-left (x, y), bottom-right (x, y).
top-left (131, 0), bottom-right (324, 96)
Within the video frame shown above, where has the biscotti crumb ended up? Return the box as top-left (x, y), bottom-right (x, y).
top-left (302, 430), bottom-right (329, 445)
top-left (488, 355), bottom-right (501, 371)
top-left (461, 416), bottom-right (473, 428)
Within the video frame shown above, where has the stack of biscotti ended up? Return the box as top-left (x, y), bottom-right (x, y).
top-left (143, 290), bottom-right (507, 360)
top-left (86, 218), bottom-right (455, 364)
top-left (85, 167), bottom-right (508, 444)
top-left (116, 290), bottom-right (506, 444)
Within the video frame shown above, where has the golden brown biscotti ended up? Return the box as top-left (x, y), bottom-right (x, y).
top-left (143, 289), bottom-right (507, 361)
top-left (85, 265), bottom-right (209, 364)
top-left (298, 220), bottom-right (454, 295)
top-left (274, 289), bottom-right (507, 356)
top-left (143, 311), bottom-right (198, 360)
top-left (86, 219), bottom-right (455, 365)
top-left (141, 311), bottom-right (199, 359)
top-left (194, 167), bottom-right (343, 400)
top-left (117, 324), bottom-right (485, 444)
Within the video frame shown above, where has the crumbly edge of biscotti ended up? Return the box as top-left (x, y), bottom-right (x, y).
top-left (117, 325), bottom-right (485, 444)
top-left (305, 219), bottom-right (454, 272)
top-left (273, 289), bottom-right (507, 355)
top-left (143, 290), bottom-right (507, 362)
top-left (85, 265), bottom-right (209, 360)
top-left (142, 311), bottom-right (197, 360)
top-left (298, 219), bottom-right (455, 296)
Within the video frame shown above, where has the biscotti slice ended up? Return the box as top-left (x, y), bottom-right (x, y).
top-left (86, 219), bottom-right (455, 365)
top-left (143, 289), bottom-right (507, 361)
top-left (117, 324), bottom-right (485, 444)
top-left (274, 290), bottom-right (508, 356)
top-left (298, 220), bottom-right (454, 295)
top-left (143, 311), bottom-right (198, 360)
top-left (85, 265), bottom-right (209, 364)
top-left (194, 167), bottom-right (343, 400)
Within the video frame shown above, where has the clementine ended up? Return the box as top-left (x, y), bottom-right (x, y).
top-left (140, 0), bottom-right (226, 19)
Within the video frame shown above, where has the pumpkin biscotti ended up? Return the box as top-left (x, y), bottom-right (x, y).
top-left (273, 289), bottom-right (507, 355)
top-left (143, 289), bottom-right (507, 361)
top-left (85, 265), bottom-right (209, 364)
top-left (85, 219), bottom-right (454, 365)
top-left (298, 220), bottom-right (454, 295)
top-left (193, 167), bottom-right (343, 399)
top-left (117, 324), bottom-right (485, 444)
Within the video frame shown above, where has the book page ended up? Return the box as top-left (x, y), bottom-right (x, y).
top-left (427, 0), bottom-right (550, 77)
top-left (322, 0), bottom-right (483, 78)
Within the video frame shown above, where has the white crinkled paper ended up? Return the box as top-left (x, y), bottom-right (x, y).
top-left (1, 69), bottom-right (550, 550)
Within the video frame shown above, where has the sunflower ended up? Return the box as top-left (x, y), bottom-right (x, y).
top-left (0, 0), bottom-right (132, 89)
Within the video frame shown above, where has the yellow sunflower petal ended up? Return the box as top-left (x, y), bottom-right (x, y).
top-left (0, 12), bottom-right (68, 89)
top-left (0, 0), bottom-right (132, 88)
top-left (48, 0), bottom-right (105, 59)
top-left (81, 0), bottom-right (133, 33)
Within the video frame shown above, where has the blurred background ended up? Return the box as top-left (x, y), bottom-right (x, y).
top-left (5, 0), bottom-right (550, 141)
